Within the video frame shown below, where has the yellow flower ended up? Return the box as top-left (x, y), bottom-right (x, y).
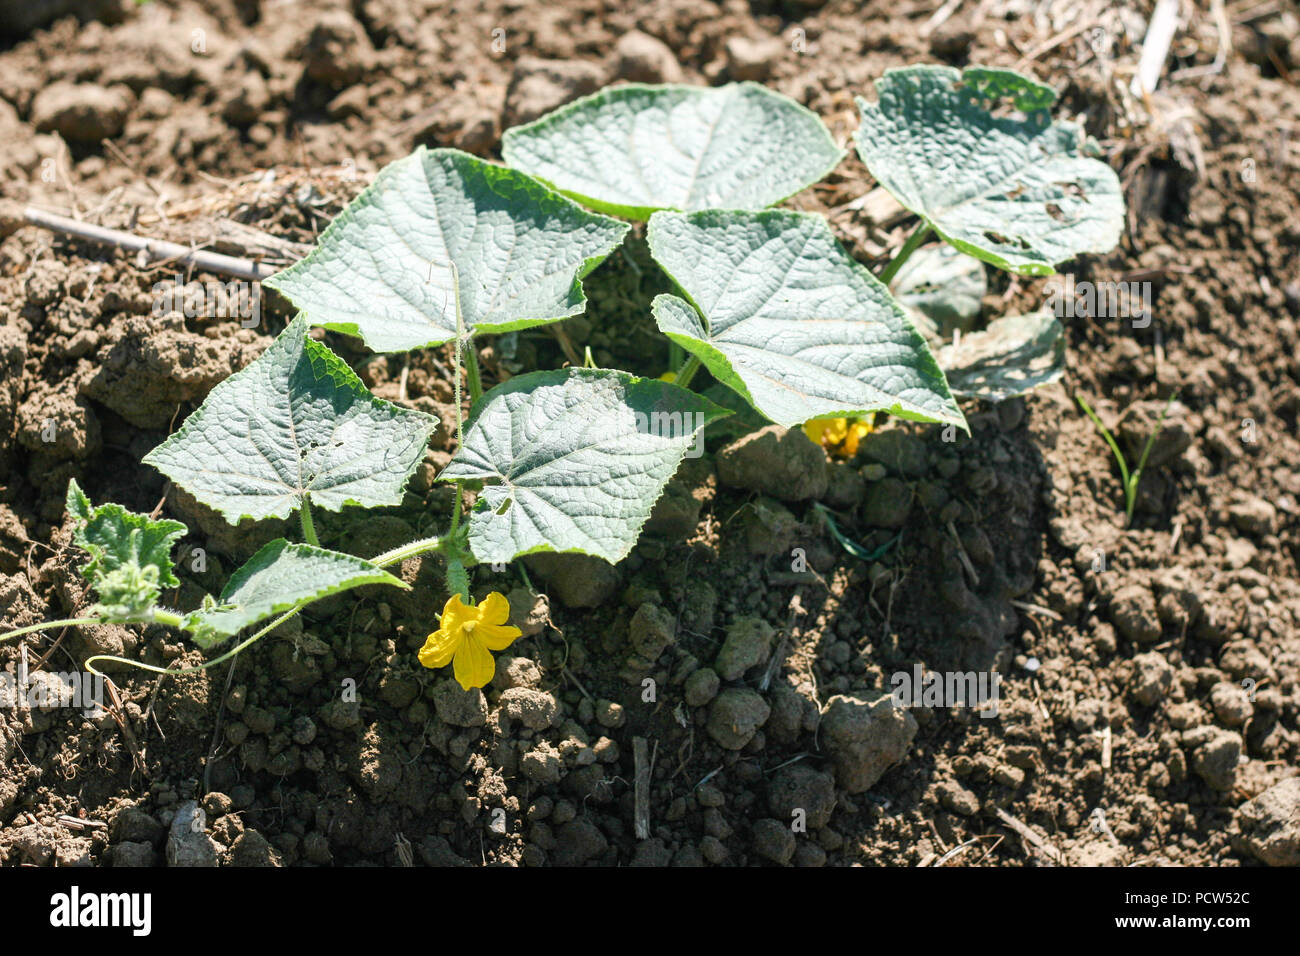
top-left (842, 418), bottom-right (874, 457)
top-left (418, 592), bottom-right (522, 690)
top-left (803, 414), bottom-right (875, 459)
top-left (658, 371), bottom-right (677, 383)
top-left (804, 417), bottom-right (847, 448)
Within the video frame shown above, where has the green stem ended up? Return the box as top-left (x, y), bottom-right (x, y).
top-left (446, 557), bottom-right (470, 602)
top-left (445, 486), bottom-right (468, 601)
top-left (1126, 390), bottom-right (1180, 527)
top-left (449, 484), bottom-right (463, 538)
top-left (434, 252), bottom-right (469, 582)
top-left (0, 617), bottom-right (94, 643)
top-left (1076, 395), bottom-right (1131, 487)
top-left (674, 355), bottom-right (702, 389)
top-left (443, 255), bottom-right (471, 579)
top-left (71, 537), bottom-right (449, 681)
top-left (446, 257), bottom-right (480, 408)
top-left (152, 609), bottom-right (186, 628)
top-left (878, 221), bottom-right (932, 285)
top-left (371, 535), bottom-right (443, 569)
top-left (465, 343), bottom-right (484, 404)
top-left (2, 606), bottom-right (189, 645)
top-left (85, 606), bottom-right (304, 681)
top-left (1077, 394), bottom-right (1133, 524)
top-left (299, 496), bottom-right (320, 547)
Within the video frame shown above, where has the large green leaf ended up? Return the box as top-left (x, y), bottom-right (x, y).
top-left (854, 65), bottom-right (1124, 276)
top-left (143, 316), bottom-right (438, 524)
top-left (439, 368), bottom-right (729, 564)
top-left (646, 210), bottom-right (965, 430)
top-left (66, 479), bottom-right (187, 620)
top-left (185, 539), bottom-right (406, 647)
top-left (501, 83), bottom-right (844, 220)
top-left (263, 147), bottom-right (630, 352)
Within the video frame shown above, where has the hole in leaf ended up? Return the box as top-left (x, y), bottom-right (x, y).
top-left (983, 230), bottom-right (1031, 250)
top-left (987, 101), bottom-right (1029, 122)
top-left (1045, 203), bottom-right (1066, 221)
top-left (495, 498), bottom-right (513, 516)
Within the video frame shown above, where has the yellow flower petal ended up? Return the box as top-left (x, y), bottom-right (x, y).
top-left (418, 628), bottom-right (459, 669)
top-left (438, 593), bottom-right (472, 633)
top-left (802, 418), bottom-right (832, 445)
top-left (477, 591), bottom-right (512, 627)
top-left (422, 592), bottom-right (525, 685)
top-left (475, 622), bottom-right (522, 651)
top-left (658, 371), bottom-right (677, 383)
top-left (842, 426), bottom-right (865, 457)
top-left (453, 635), bottom-right (496, 690)
top-left (805, 417), bottom-right (851, 450)
top-left (841, 416), bottom-right (875, 458)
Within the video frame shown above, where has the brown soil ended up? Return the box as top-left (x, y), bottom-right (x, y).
top-left (1, 0), bottom-right (1298, 867)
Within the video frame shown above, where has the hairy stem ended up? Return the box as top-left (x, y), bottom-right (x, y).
top-left (465, 344), bottom-right (484, 405)
top-left (446, 557), bottom-right (470, 602)
top-left (878, 221), bottom-right (932, 285)
top-left (668, 340), bottom-right (684, 372)
top-left (443, 256), bottom-right (470, 597)
top-left (2, 605), bottom-right (188, 645)
top-left (447, 267), bottom-right (467, 456)
top-left (449, 484), bottom-right (463, 539)
top-left (152, 609), bottom-right (186, 628)
top-left (674, 355), bottom-right (702, 389)
top-left (0, 617), bottom-right (94, 643)
top-left (85, 606), bottom-right (304, 680)
top-left (299, 495), bottom-right (320, 547)
top-left (371, 535), bottom-right (444, 569)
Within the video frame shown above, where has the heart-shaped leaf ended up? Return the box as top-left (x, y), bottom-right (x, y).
top-left (502, 83), bottom-right (844, 220)
top-left (263, 147), bottom-right (630, 352)
top-left (439, 368), bottom-right (729, 564)
top-left (891, 243), bottom-right (987, 340)
top-left (937, 311), bottom-right (1065, 401)
top-left (646, 209), bottom-right (965, 430)
top-left (854, 65), bottom-right (1124, 276)
top-left (143, 316), bottom-right (438, 524)
top-left (185, 539), bottom-right (406, 647)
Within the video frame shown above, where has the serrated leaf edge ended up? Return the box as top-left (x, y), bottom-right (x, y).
top-left (502, 82), bottom-right (846, 220)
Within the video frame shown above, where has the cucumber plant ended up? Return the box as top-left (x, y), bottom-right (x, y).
top-left (1, 68), bottom-right (1124, 689)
